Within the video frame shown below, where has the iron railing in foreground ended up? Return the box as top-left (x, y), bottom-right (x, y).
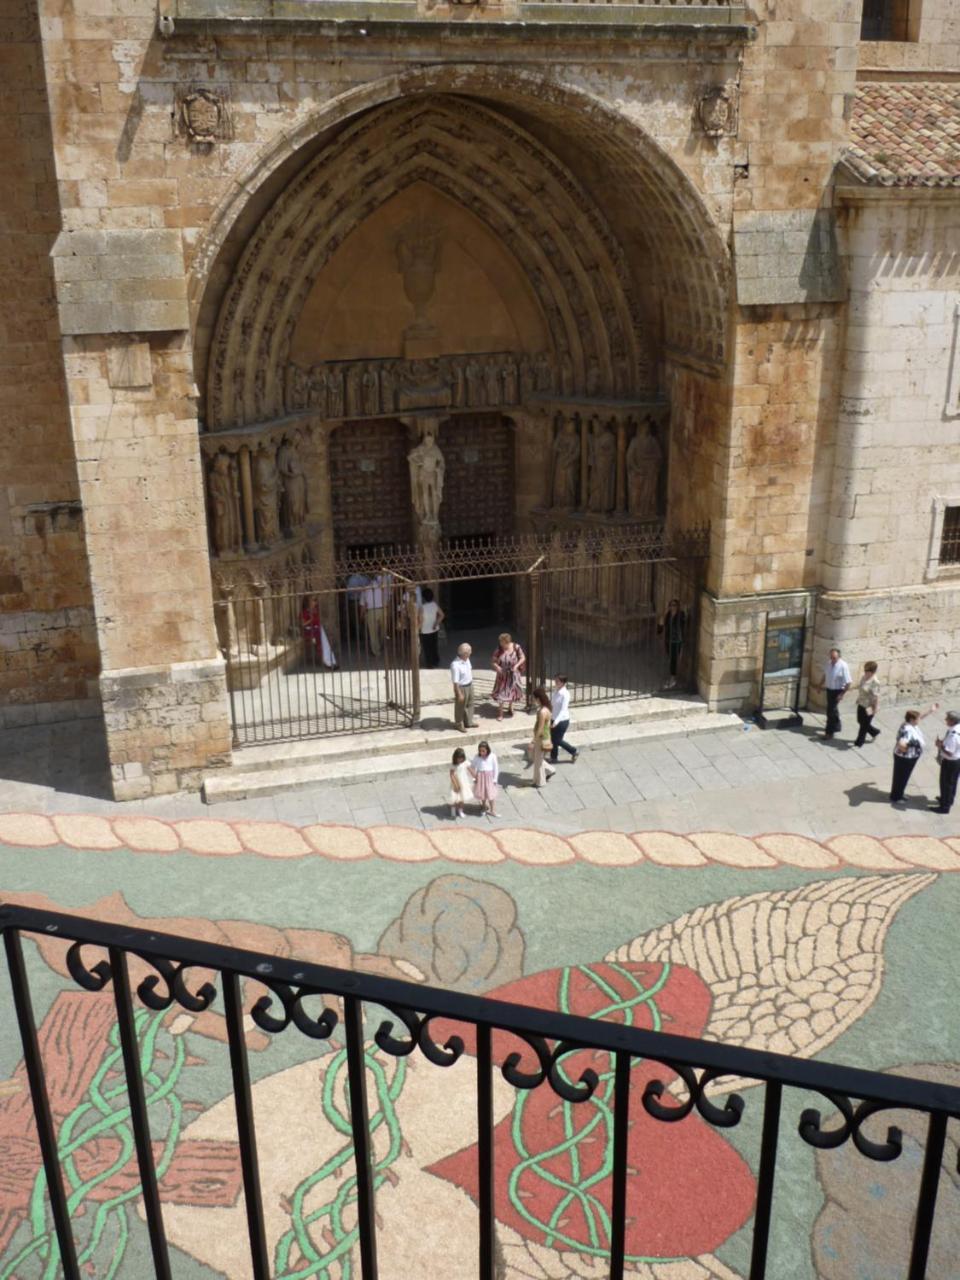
top-left (2, 904), bottom-right (958, 1280)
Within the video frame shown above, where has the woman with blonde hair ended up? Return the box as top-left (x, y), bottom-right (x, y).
top-left (491, 632), bottom-right (526, 721)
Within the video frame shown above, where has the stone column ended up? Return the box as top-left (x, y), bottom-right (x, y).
top-left (579, 414), bottom-right (589, 512)
top-left (51, 230), bottom-right (232, 799)
top-left (238, 446), bottom-right (256, 551)
top-left (615, 416), bottom-right (627, 514)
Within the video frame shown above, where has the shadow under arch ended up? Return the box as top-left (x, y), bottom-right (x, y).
top-left (190, 62), bottom-right (733, 408)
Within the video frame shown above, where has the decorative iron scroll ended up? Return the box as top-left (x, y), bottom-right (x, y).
top-left (3, 904), bottom-right (960, 1280)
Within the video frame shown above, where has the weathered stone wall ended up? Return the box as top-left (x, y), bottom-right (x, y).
top-left (0, 0), bottom-right (98, 727)
top-left (859, 0), bottom-right (960, 74)
top-left (813, 192), bottom-right (960, 702)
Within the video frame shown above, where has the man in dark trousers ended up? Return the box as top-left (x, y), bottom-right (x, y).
top-left (933, 711), bottom-right (960, 814)
top-left (815, 647), bottom-right (851, 739)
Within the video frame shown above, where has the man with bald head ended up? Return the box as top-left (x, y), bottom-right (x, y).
top-left (451, 643), bottom-right (474, 731)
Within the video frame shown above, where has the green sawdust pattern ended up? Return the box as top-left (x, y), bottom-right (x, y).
top-left (2, 1010), bottom-right (184, 1280)
top-left (508, 961), bottom-right (678, 1263)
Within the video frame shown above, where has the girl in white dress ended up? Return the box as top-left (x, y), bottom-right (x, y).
top-left (448, 747), bottom-right (472, 819)
top-left (469, 741), bottom-right (500, 819)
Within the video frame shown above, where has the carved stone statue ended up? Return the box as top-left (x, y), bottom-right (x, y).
top-left (586, 357), bottom-right (603, 398)
top-left (380, 363), bottom-right (395, 413)
top-left (484, 358), bottom-right (501, 407)
top-left (519, 355), bottom-right (535, 400)
top-left (503, 358), bottom-right (518, 404)
top-left (535, 351), bottom-right (553, 394)
top-left (552, 418), bottom-right (580, 510)
top-left (465, 359), bottom-right (482, 408)
top-left (626, 421), bottom-right (663, 518)
top-left (208, 451), bottom-right (241, 555)
top-left (560, 351), bottom-right (574, 396)
top-left (588, 418), bottom-right (617, 514)
top-left (451, 360), bottom-right (465, 408)
top-left (327, 366), bottom-right (344, 418)
top-left (252, 444), bottom-right (280, 546)
top-left (308, 366), bottom-right (327, 415)
top-left (278, 431), bottom-right (308, 532)
top-left (362, 364), bottom-right (379, 416)
top-left (408, 429), bottom-right (445, 526)
top-left (346, 363), bottom-right (363, 417)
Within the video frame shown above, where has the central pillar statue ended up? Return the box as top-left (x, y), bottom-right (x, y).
top-left (405, 416), bottom-right (446, 585)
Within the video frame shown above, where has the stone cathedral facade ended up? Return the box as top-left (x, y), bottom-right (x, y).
top-left (2, 0), bottom-right (960, 797)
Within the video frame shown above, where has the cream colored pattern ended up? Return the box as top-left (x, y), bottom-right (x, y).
top-left (3, 813), bottom-right (960, 873)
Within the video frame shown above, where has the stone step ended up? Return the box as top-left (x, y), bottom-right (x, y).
top-left (202, 702), bottom-right (742, 803)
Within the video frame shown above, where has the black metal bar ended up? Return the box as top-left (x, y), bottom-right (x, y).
top-left (3, 907), bottom-right (960, 1118)
top-left (2, 927), bottom-right (82, 1280)
top-left (222, 971), bottom-right (271, 1280)
top-left (907, 1109), bottom-right (948, 1280)
top-left (748, 1079), bottom-right (782, 1280)
top-left (476, 1024), bottom-right (495, 1280)
top-left (344, 994), bottom-right (379, 1280)
top-left (608, 1050), bottom-right (631, 1280)
top-left (108, 946), bottom-right (172, 1280)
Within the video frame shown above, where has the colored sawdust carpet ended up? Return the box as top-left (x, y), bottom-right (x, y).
top-left (0, 817), bottom-right (958, 1279)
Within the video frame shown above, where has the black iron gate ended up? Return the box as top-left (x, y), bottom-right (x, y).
top-left (217, 527), bottom-right (707, 746)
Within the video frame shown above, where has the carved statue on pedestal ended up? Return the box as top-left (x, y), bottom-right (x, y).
top-left (327, 367), bottom-right (344, 418)
top-left (208, 451), bottom-right (242, 555)
top-left (465, 359), bottom-right (482, 408)
top-left (252, 444), bottom-right (280, 546)
top-left (588, 418), bottom-right (617, 514)
top-left (278, 431), bottom-right (308, 532)
top-left (408, 429), bottom-right (445, 527)
top-left (345, 364), bottom-right (363, 418)
top-left (503, 358), bottom-right (518, 405)
top-left (626, 420), bottom-right (663, 518)
top-left (552, 418), bottom-right (580, 510)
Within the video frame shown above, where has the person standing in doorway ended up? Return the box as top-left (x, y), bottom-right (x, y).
top-left (933, 710), bottom-right (960, 814)
top-left (418, 587), bottom-right (444, 669)
top-left (658, 599), bottom-right (686, 689)
top-left (451, 643), bottom-right (474, 731)
top-left (815, 648), bottom-right (851, 739)
top-left (530, 687), bottom-right (555, 788)
top-left (359, 574), bottom-right (387, 656)
top-left (550, 674), bottom-right (579, 765)
top-left (853, 660), bottom-right (881, 748)
top-left (890, 703), bottom-right (938, 805)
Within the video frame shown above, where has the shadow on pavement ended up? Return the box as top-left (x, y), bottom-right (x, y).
top-left (0, 717), bottom-right (114, 802)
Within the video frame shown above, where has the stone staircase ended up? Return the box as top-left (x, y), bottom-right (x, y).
top-left (202, 694), bottom-right (741, 803)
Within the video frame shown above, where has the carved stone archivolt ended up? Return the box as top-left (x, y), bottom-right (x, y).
top-left (206, 96), bottom-right (655, 431)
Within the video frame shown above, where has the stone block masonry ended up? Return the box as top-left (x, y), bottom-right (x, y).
top-left (52, 229), bottom-right (190, 335)
top-left (101, 658), bottom-right (232, 800)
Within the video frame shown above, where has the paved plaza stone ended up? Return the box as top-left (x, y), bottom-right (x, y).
top-left (0, 702), bottom-right (959, 1279)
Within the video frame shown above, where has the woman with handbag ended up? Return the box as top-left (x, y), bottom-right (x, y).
top-left (530, 686), bottom-right (556, 788)
top-left (890, 703), bottom-right (939, 805)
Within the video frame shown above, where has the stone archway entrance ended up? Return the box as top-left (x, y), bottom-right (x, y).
top-left (196, 89), bottom-right (724, 743)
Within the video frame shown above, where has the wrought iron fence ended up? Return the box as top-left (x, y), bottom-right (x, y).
top-left (2, 902), bottom-right (958, 1280)
top-left (218, 527), bottom-right (708, 745)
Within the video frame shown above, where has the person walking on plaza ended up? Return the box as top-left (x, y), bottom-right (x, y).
top-left (550, 673), bottom-right (579, 765)
top-left (530, 686), bottom-right (556, 787)
top-left (658, 598), bottom-right (686, 689)
top-left (418, 587), bottom-right (444, 669)
top-left (469, 741), bottom-right (500, 818)
top-left (816, 647), bottom-right (851, 739)
top-left (447, 746), bottom-right (472, 820)
top-left (491, 632), bottom-right (526, 720)
top-left (854, 660), bottom-right (881, 748)
top-left (933, 710), bottom-right (960, 814)
top-left (451, 643), bottom-right (474, 731)
top-left (890, 704), bottom-right (938, 805)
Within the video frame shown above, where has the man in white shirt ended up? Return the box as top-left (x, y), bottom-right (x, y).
top-left (549, 674), bottom-right (579, 764)
top-left (450, 643), bottom-right (474, 731)
top-left (815, 647), bottom-right (851, 740)
top-left (359, 574), bottom-right (388, 656)
top-left (933, 711), bottom-right (960, 814)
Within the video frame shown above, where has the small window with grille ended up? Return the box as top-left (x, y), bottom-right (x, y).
top-left (941, 506), bottom-right (960, 566)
